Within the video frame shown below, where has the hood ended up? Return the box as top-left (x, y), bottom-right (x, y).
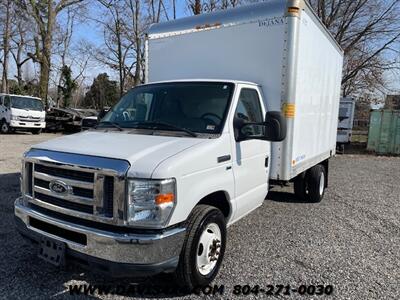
top-left (11, 107), bottom-right (45, 118)
top-left (33, 130), bottom-right (205, 178)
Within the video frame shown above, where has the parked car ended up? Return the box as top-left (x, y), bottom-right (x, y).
top-left (0, 93), bottom-right (45, 134)
top-left (15, 0), bottom-right (343, 289)
top-left (81, 107), bottom-right (110, 131)
top-left (45, 108), bottom-right (97, 132)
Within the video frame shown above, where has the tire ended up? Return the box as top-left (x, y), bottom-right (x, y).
top-left (305, 165), bottom-right (326, 203)
top-left (175, 205), bottom-right (226, 290)
top-left (293, 172), bottom-right (307, 200)
top-left (0, 120), bottom-right (10, 134)
top-left (31, 128), bottom-right (42, 135)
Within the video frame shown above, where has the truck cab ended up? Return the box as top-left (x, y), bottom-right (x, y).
top-left (0, 94), bottom-right (46, 134)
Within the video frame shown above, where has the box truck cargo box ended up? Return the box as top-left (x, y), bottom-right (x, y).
top-left (146, 0), bottom-right (343, 180)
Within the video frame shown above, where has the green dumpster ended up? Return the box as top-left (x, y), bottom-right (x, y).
top-left (367, 110), bottom-right (400, 155)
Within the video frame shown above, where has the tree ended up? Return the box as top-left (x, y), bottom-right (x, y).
top-left (91, 0), bottom-right (150, 94)
top-left (25, 0), bottom-right (84, 105)
top-left (308, 0), bottom-right (400, 96)
top-left (10, 4), bottom-right (34, 87)
top-left (83, 73), bottom-right (119, 109)
top-left (1, 0), bottom-right (12, 93)
top-left (58, 65), bottom-right (77, 107)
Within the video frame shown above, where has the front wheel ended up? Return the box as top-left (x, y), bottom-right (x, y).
top-left (175, 205), bottom-right (226, 290)
top-left (0, 120), bottom-right (10, 134)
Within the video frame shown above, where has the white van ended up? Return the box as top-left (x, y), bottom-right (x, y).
top-left (0, 94), bottom-right (46, 134)
top-left (15, 0), bottom-right (343, 289)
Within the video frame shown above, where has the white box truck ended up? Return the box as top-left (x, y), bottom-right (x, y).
top-left (0, 94), bottom-right (46, 134)
top-left (15, 0), bottom-right (343, 289)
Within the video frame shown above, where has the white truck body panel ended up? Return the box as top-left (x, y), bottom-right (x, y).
top-left (147, 0), bottom-right (343, 181)
top-left (337, 98), bottom-right (356, 143)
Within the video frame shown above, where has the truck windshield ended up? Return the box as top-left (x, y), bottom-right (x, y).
top-left (11, 96), bottom-right (44, 111)
top-left (100, 82), bottom-right (234, 135)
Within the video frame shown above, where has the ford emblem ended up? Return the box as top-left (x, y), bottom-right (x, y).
top-left (49, 180), bottom-right (69, 195)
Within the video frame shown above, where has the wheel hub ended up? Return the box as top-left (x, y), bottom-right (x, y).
top-left (196, 223), bottom-right (222, 275)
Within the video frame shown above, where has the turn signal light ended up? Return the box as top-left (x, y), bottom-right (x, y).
top-left (155, 193), bottom-right (175, 205)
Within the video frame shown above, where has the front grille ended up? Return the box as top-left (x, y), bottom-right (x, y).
top-left (35, 164), bottom-right (94, 183)
top-left (103, 176), bottom-right (114, 217)
top-left (26, 162), bottom-right (33, 196)
top-left (82, 118), bottom-right (98, 128)
top-left (34, 178), bottom-right (94, 199)
top-left (35, 192), bottom-right (93, 214)
top-left (20, 116), bottom-right (40, 122)
top-left (23, 149), bottom-right (130, 226)
top-left (31, 162), bottom-right (114, 221)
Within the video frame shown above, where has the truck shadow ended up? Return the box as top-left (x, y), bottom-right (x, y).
top-left (266, 190), bottom-right (311, 203)
top-left (0, 172), bottom-right (190, 299)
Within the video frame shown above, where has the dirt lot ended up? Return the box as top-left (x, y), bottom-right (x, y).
top-left (0, 133), bottom-right (399, 299)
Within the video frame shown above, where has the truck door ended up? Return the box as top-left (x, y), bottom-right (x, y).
top-left (230, 87), bottom-right (270, 219)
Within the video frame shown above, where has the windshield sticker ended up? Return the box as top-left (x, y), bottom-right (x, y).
top-left (206, 125), bottom-right (216, 131)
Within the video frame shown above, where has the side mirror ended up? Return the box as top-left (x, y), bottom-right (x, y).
top-left (264, 111), bottom-right (286, 142)
top-left (234, 111), bottom-right (286, 142)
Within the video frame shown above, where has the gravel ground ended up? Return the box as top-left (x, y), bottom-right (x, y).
top-left (0, 133), bottom-right (399, 299)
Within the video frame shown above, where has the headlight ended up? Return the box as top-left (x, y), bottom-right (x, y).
top-left (40, 117), bottom-right (45, 122)
top-left (11, 115), bottom-right (19, 120)
top-left (127, 178), bottom-right (176, 228)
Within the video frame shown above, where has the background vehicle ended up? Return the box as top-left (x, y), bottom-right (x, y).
top-left (0, 94), bottom-right (45, 134)
top-left (337, 97), bottom-right (356, 145)
top-left (45, 108), bottom-right (97, 132)
top-left (81, 107), bottom-right (110, 131)
top-left (15, 0), bottom-right (343, 289)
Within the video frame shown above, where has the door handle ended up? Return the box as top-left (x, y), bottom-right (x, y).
top-left (265, 156), bottom-right (269, 167)
top-left (217, 155), bottom-right (231, 163)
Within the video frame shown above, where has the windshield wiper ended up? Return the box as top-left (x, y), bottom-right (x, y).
top-left (134, 121), bottom-right (197, 137)
top-left (96, 121), bottom-right (123, 131)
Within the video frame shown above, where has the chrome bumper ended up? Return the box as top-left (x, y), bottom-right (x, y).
top-left (14, 197), bottom-right (186, 266)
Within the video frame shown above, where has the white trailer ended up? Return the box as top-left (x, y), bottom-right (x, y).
top-left (337, 97), bottom-right (356, 144)
top-left (146, 0), bottom-right (343, 181)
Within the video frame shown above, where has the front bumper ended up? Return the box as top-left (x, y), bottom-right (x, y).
top-left (10, 120), bottom-right (45, 129)
top-left (14, 197), bottom-right (186, 276)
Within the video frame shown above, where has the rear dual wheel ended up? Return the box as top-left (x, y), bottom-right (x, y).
top-left (294, 165), bottom-right (326, 203)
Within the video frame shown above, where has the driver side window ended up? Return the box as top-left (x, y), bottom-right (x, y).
top-left (4, 96), bottom-right (10, 108)
top-left (235, 89), bottom-right (263, 123)
top-left (234, 89), bottom-right (263, 136)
